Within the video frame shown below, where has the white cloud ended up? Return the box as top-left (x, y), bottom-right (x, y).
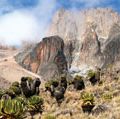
top-left (0, 0), bottom-right (57, 46)
top-left (0, 11), bottom-right (40, 45)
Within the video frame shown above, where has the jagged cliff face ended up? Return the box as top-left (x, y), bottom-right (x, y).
top-left (16, 8), bottom-right (120, 78)
top-left (102, 25), bottom-right (120, 67)
top-left (47, 8), bottom-right (120, 69)
top-left (48, 8), bottom-right (120, 40)
top-left (78, 27), bottom-right (102, 67)
top-left (16, 36), bottom-right (67, 80)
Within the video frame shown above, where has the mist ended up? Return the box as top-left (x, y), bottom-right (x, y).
top-left (0, 0), bottom-right (57, 46)
top-left (0, 0), bottom-right (118, 46)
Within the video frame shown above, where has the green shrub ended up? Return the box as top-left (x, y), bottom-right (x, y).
top-left (87, 70), bottom-right (95, 78)
top-left (0, 89), bottom-right (5, 99)
top-left (67, 79), bottom-right (73, 85)
top-left (102, 93), bottom-right (113, 100)
top-left (5, 89), bottom-right (16, 98)
top-left (45, 81), bottom-right (51, 89)
top-left (11, 81), bottom-right (19, 87)
top-left (0, 99), bottom-right (25, 119)
top-left (81, 92), bottom-right (95, 105)
top-left (50, 79), bottom-right (59, 86)
top-left (9, 86), bottom-right (21, 96)
top-left (15, 96), bottom-right (27, 106)
top-left (10, 81), bottom-right (21, 96)
top-left (74, 75), bottom-right (83, 80)
top-left (27, 95), bottom-right (44, 113)
top-left (81, 92), bottom-right (95, 113)
top-left (27, 77), bottom-right (33, 84)
top-left (45, 79), bottom-right (59, 89)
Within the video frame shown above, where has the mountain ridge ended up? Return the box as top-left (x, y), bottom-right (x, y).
top-left (47, 8), bottom-right (120, 70)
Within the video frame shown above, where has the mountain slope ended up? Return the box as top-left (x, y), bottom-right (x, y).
top-left (0, 49), bottom-right (41, 89)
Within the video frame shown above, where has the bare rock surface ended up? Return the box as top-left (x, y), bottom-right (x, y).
top-left (16, 36), bottom-right (68, 80)
top-left (47, 8), bottom-right (120, 70)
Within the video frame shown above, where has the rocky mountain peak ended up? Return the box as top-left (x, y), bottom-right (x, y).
top-left (48, 8), bottom-right (120, 39)
top-left (16, 36), bottom-right (68, 80)
top-left (47, 8), bottom-right (120, 70)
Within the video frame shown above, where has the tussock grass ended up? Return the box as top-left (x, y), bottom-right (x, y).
top-left (39, 74), bottom-right (120, 119)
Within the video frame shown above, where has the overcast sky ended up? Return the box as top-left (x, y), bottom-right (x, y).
top-left (0, 0), bottom-right (119, 46)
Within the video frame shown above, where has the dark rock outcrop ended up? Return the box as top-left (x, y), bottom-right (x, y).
top-left (102, 23), bottom-right (120, 67)
top-left (15, 36), bottom-right (68, 80)
top-left (80, 27), bottom-right (102, 66)
top-left (78, 23), bottom-right (120, 68)
top-left (64, 40), bottom-right (75, 69)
